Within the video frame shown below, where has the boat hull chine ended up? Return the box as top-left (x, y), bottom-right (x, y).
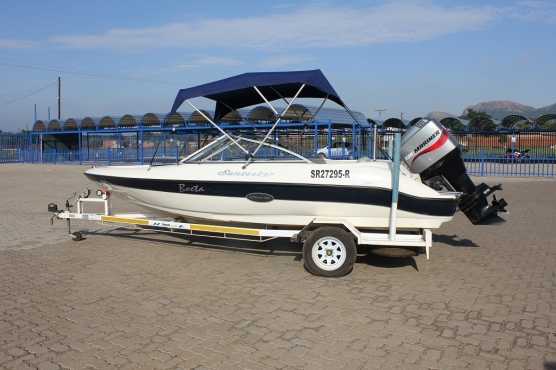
top-left (84, 162), bottom-right (457, 230)
top-left (86, 182), bottom-right (455, 230)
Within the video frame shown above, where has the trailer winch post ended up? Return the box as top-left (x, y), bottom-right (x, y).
top-left (65, 199), bottom-right (72, 235)
top-left (388, 133), bottom-right (401, 240)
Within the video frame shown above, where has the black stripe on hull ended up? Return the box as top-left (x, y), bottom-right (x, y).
top-left (85, 173), bottom-right (458, 217)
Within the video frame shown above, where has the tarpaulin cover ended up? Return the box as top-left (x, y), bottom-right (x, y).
top-left (170, 69), bottom-right (345, 121)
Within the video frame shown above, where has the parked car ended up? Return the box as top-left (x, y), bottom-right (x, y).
top-left (317, 142), bottom-right (352, 158)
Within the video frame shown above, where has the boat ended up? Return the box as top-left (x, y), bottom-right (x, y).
top-left (85, 70), bottom-right (507, 230)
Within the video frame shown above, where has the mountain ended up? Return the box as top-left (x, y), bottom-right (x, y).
top-left (535, 103), bottom-right (556, 116)
top-left (462, 101), bottom-right (537, 120)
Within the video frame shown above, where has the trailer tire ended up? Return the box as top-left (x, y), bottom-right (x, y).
top-left (303, 227), bottom-right (356, 277)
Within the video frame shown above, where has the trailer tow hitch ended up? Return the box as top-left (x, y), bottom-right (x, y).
top-left (48, 193), bottom-right (85, 241)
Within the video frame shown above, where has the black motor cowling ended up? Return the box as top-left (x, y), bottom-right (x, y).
top-left (401, 119), bottom-right (507, 225)
top-left (420, 148), bottom-right (507, 224)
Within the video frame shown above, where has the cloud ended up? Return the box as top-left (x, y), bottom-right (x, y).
top-left (505, 1), bottom-right (556, 23)
top-left (49, 2), bottom-right (497, 50)
top-left (175, 56), bottom-right (244, 69)
top-left (0, 39), bottom-right (34, 49)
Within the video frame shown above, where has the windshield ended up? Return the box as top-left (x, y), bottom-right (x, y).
top-left (182, 135), bottom-right (310, 163)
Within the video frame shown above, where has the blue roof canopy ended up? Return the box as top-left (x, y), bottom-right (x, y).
top-left (170, 70), bottom-right (346, 121)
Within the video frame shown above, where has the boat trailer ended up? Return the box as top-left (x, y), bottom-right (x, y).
top-left (48, 132), bottom-right (435, 277)
top-left (48, 190), bottom-right (432, 278)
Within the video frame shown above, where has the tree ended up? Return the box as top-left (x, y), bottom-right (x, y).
top-left (537, 115), bottom-right (556, 130)
top-left (465, 109), bottom-right (496, 131)
top-left (441, 118), bottom-right (465, 131)
top-left (501, 115), bottom-right (530, 129)
top-left (514, 120), bottom-right (533, 130)
top-left (540, 120), bottom-right (556, 130)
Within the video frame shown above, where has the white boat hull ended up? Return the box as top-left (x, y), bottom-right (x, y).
top-left (85, 160), bottom-right (457, 230)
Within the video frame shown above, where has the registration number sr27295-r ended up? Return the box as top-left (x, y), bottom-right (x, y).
top-left (310, 169), bottom-right (350, 178)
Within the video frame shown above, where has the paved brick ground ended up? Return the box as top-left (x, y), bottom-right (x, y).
top-left (0, 165), bottom-right (555, 369)
top-left (0, 165), bottom-right (141, 252)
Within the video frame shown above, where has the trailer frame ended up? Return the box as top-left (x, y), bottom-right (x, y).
top-left (50, 194), bottom-right (432, 277)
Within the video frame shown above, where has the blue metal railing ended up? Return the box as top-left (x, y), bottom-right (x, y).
top-left (3, 127), bottom-right (556, 177)
top-left (0, 133), bottom-right (27, 163)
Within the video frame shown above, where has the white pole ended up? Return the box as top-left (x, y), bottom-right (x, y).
top-left (253, 86), bottom-right (279, 115)
top-left (388, 133), bottom-right (401, 240)
top-left (249, 84), bottom-right (305, 159)
top-left (185, 100), bottom-right (249, 155)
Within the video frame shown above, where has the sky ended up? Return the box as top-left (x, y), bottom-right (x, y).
top-left (0, 0), bottom-right (555, 131)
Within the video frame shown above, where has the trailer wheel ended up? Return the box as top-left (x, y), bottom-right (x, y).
top-left (303, 227), bottom-right (356, 277)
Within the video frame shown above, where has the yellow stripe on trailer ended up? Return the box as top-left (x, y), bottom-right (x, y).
top-left (101, 215), bottom-right (149, 226)
top-left (190, 223), bottom-right (260, 236)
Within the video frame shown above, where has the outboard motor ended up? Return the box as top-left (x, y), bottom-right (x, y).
top-left (400, 118), bottom-right (507, 224)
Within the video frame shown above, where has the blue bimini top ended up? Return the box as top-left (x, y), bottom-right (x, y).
top-left (170, 69), bottom-right (346, 121)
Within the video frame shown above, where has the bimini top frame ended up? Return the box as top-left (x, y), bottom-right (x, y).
top-left (169, 69), bottom-right (363, 164)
